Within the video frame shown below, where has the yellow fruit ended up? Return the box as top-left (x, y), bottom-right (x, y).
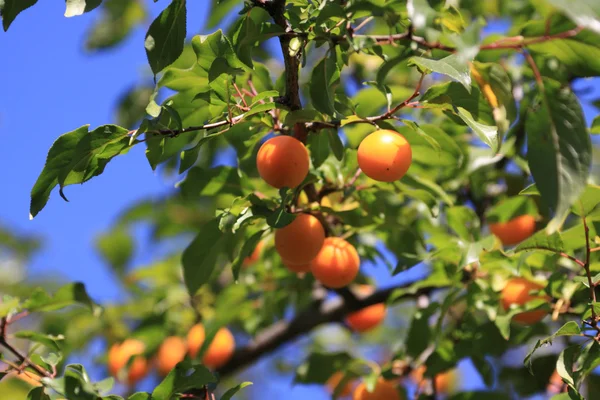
top-left (357, 130), bottom-right (412, 182)
top-left (275, 213), bottom-right (325, 265)
top-left (501, 277), bottom-right (548, 325)
top-left (156, 336), bottom-right (187, 376)
top-left (257, 135), bottom-right (309, 189)
top-left (108, 339), bottom-right (149, 385)
top-left (353, 378), bottom-right (401, 400)
top-left (489, 215), bottom-right (536, 246)
top-left (310, 237), bottom-right (360, 288)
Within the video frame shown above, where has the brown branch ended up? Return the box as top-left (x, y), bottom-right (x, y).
top-left (0, 318), bottom-right (52, 378)
top-left (581, 208), bottom-right (598, 326)
top-left (523, 51), bottom-right (545, 91)
top-left (217, 282), bottom-right (437, 376)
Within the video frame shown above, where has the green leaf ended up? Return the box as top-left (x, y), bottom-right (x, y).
top-left (206, 0), bottom-right (239, 29)
top-left (182, 218), bottom-right (231, 295)
top-left (526, 79), bottom-right (592, 232)
top-left (192, 30), bottom-right (247, 76)
top-left (406, 303), bottom-right (437, 358)
top-left (295, 352), bottom-right (353, 384)
top-left (401, 120), bottom-right (441, 154)
top-left (15, 331), bottom-right (62, 351)
top-left (220, 382), bottom-right (253, 400)
top-left (152, 361), bottom-right (216, 400)
top-left (327, 130), bottom-right (345, 161)
top-left (26, 387), bottom-right (51, 400)
top-left (514, 230), bottom-right (563, 254)
top-left (231, 230), bottom-right (265, 280)
top-left (24, 282), bottom-right (98, 313)
top-left (144, 0), bottom-right (187, 77)
top-left (85, 0), bottom-right (147, 51)
top-left (522, 16), bottom-right (600, 77)
top-left (410, 54), bottom-right (472, 92)
top-left (307, 131), bottom-right (330, 168)
top-left (95, 228), bottom-right (134, 277)
top-left (128, 394), bottom-right (151, 400)
top-left (1, 0), bottom-right (38, 31)
top-left (523, 322), bottom-right (581, 371)
top-left (178, 166), bottom-right (243, 198)
top-left (310, 52), bottom-right (341, 116)
top-left (456, 106), bottom-right (499, 152)
top-left (266, 188), bottom-right (296, 228)
top-left (486, 196), bottom-right (537, 224)
top-left (591, 115), bottom-right (600, 134)
top-left (447, 206), bottom-right (480, 241)
top-left (545, 0), bottom-right (600, 35)
top-left (64, 0), bottom-right (102, 17)
top-left (557, 345), bottom-right (582, 396)
top-left (30, 125), bottom-right (131, 218)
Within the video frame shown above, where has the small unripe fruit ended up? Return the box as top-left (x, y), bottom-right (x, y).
top-left (311, 237), bottom-right (360, 288)
top-left (157, 336), bottom-right (187, 376)
top-left (187, 325), bottom-right (236, 369)
top-left (353, 378), bottom-right (401, 400)
top-left (326, 372), bottom-right (354, 397)
top-left (257, 135), bottom-right (310, 189)
top-left (489, 214), bottom-right (536, 246)
top-left (501, 277), bottom-right (548, 325)
top-left (108, 339), bottom-right (149, 385)
top-left (275, 214), bottom-right (325, 265)
top-left (357, 130), bottom-right (412, 182)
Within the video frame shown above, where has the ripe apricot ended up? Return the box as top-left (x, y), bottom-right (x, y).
top-left (283, 259), bottom-right (312, 273)
top-left (275, 213), bottom-right (325, 265)
top-left (410, 367), bottom-right (456, 394)
top-left (548, 370), bottom-right (566, 394)
top-left (243, 240), bottom-right (265, 267)
top-left (157, 336), bottom-right (187, 376)
top-left (327, 372), bottom-right (354, 397)
top-left (345, 285), bottom-right (386, 332)
top-left (357, 130), bottom-right (412, 182)
top-left (353, 378), bottom-right (401, 400)
top-left (310, 237), bottom-right (360, 288)
top-left (108, 339), bottom-right (149, 385)
top-left (257, 135), bottom-right (309, 189)
top-left (489, 214), bottom-right (536, 246)
top-left (188, 325), bottom-right (235, 369)
top-left (501, 277), bottom-right (548, 325)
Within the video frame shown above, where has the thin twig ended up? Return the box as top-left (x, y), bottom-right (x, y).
top-left (581, 208), bottom-right (598, 325)
top-left (353, 17), bottom-right (374, 33)
top-left (523, 51), bottom-right (545, 91)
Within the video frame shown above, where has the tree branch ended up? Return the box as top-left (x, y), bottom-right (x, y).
top-left (217, 281), bottom-right (437, 376)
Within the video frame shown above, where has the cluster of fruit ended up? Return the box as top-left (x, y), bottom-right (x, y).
top-left (256, 130), bottom-right (412, 287)
top-left (107, 324), bottom-right (235, 385)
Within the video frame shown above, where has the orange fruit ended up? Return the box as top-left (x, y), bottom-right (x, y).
top-left (188, 324), bottom-right (235, 369)
top-left (327, 372), bottom-right (354, 397)
top-left (357, 130), bottom-right (412, 182)
top-left (243, 240), bottom-right (265, 267)
top-left (410, 367), bottom-right (456, 394)
top-left (108, 339), bottom-right (149, 385)
top-left (345, 285), bottom-right (386, 332)
top-left (275, 213), bottom-right (325, 265)
top-left (346, 303), bottom-right (386, 332)
top-left (256, 135), bottom-right (310, 189)
top-left (489, 214), bottom-right (536, 246)
top-left (501, 277), bottom-right (548, 325)
top-left (156, 336), bottom-right (187, 376)
top-left (548, 370), bottom-right (566, 394)
top-left (353, 378), bottom-right (401, 400)
top-left (283, 259), bottom-right (312, 273)
top-left (310, 237), bottom-right (360, 288)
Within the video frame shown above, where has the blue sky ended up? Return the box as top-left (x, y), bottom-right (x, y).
top-left (1, 3), bottom-right (600, 399)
